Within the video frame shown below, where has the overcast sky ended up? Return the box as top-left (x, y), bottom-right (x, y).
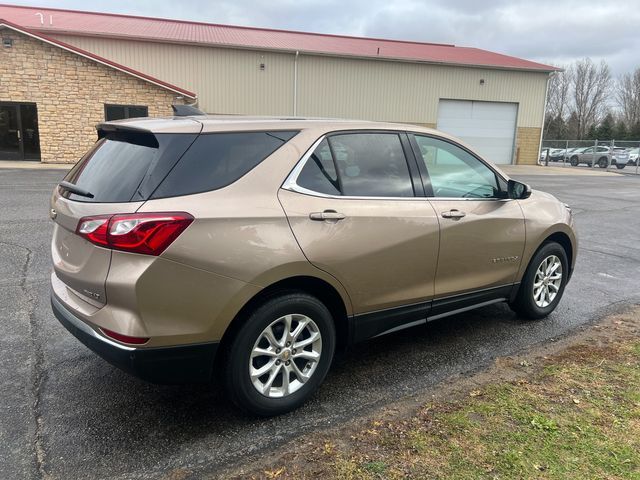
top-left (9, 0), bottom-right (640, 76)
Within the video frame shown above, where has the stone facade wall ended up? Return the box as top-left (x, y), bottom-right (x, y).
top-left (515, 127), bottom-right (542, 165)
top-left (0, 28), bottom-right (181, 163)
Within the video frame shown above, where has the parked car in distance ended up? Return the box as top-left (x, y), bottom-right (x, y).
top-left (628, 148), bottom-right (639, 165)
top-left (540, 148), bottom-right (566, 162)
top-left (566, 147), bottom-right (588, 164)
top-left (50, 117), bottom-right (577, 416)
top-left (568, 145), bottom-right (627, 168)
top-left (611, 147), bottom-right (631, 169)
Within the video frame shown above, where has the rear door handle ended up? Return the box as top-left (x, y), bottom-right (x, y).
top-left (441, 209), bottom-right (466, 219)
top-left (309, 210), bottom-right (346, 221)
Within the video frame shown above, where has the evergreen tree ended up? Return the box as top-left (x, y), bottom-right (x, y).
top-left (544, 114), bottom-right (567, 140)
top-left (614, 120), bottom-right (628, 140)
top-left (595, 113), bottom-right (615, 140)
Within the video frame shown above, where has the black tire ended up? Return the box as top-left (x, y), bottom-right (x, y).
top-left (224, 292), bottom-right (336, 416)
top-left (569, 156), bottom-right (579, 166)
top-left (510, 241), bottom-right (569, 320)
top-left (598, 157), bottom-right (608, 168)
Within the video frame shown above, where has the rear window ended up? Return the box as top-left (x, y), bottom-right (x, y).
top-left (150, 131), bottom-right (298, 199)
top-left (61, 130), bottom-right (298, 203)
top-left (296, 139), bottom-right (341, 195)
top-left (61, 131), bottom-right (197, 203)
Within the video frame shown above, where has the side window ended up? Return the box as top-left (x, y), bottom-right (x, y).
top-left (105, 104), bottom-right (148, 121)
top-left (296, 139), bottom-right (341, 195)
top-left (328, 133), bottom-right (414, 197)
top-left (152, 130), bottom-right (298, 198)
top-left (413, 135), bottom-right (501, 199)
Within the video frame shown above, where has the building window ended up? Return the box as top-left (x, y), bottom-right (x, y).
top-left (104, 104), bottom-right (148, 121)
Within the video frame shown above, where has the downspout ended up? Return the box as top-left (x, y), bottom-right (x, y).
top-left (537, 72), bottom-right (552, 164)
top-left (293, 50), bottom-right (299, 116)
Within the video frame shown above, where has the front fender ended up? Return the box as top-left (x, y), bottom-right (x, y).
top-left (516, 191), bottom-right (577, 282)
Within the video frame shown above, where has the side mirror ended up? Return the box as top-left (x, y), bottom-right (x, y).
top-left (508, 179), bottom-right (532, 199)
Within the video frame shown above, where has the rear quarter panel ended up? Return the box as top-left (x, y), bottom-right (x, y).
top-left (136, 128), bottom-right (354, 340)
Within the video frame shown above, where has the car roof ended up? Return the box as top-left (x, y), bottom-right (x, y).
top-left (97, 115), bottom-right (440, 136)
top-left (95, 114), bottom-right (513, 180)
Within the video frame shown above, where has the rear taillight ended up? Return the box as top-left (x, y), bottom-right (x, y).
top-left (76, 212), bottom-right (194, 256)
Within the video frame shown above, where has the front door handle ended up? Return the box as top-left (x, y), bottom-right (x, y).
top-left (309, 210), bottom-right (346, 221)
top-left (441, 209), bottom-right (466, 219)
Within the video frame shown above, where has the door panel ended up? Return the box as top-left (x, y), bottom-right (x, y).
top-left (20, 104), bottom-right (40, 159)
top-left (410, 133), bottom-right (525, 298)
top-left (430, 199), bottom-right (525, 297)
top-left (278, 189), bottom-right (439, 314)
top-left (0, 103), bottom-right (41, 161)
top-left (0, 104), bottom-right (21, 160)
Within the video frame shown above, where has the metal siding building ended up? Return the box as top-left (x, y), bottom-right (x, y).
top-left (48, 35), bottom-right (299, 116)
top-left (46, 34), bottom-right (548, 126)
top-left (0, 5), bottom-right (556, 164)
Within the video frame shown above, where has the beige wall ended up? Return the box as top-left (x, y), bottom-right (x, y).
top-left (50, 34), bottom-right (296, 116)
top-left (30, 33), bottom-right (549, 164)
top-left (0, 28), bottom-right (178, 163)
top-left (297, 56), bottom-right (548, 127)
top-left (49, 35), bottom-right (548, 125)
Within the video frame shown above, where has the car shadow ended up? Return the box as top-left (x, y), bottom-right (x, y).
top-left (41, 302), bottom-right (555, 476)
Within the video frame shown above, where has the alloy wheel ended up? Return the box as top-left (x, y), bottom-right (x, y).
top-left (533, 255), bottom-right (563, 308)
top-left (250, 314), bottom-right (322, 398)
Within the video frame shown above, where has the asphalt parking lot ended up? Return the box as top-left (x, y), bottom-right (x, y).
top-left (1, 167), bottom-right (639, 480)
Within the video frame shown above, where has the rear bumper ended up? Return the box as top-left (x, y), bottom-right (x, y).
top-left (51, 293), bottom-right (219, 384)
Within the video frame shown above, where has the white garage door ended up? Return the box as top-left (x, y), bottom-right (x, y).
top-left (437, 100), bottom-right (518, 165)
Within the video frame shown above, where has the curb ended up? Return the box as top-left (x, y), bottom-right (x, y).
top-left (0, 161), bottom-right (72, 170)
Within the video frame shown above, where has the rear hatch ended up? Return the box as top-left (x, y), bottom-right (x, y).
top-left (51, 120), bottom-right (201, 305)
top-left (613, 148), bottom-right (630, 165)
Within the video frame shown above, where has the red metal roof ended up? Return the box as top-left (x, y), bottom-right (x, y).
top-left (0, 4), bottom-right (558, 72)
top-left (0, 17), bottom-right (197, 98)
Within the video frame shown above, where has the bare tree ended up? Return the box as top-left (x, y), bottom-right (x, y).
top-left (571, 58), bottom-right (611, 139)
top-left (544, 67), bottom-right (573, 139)
top-left (616, 68), bottom-right (640, 127)
top-left (546, 67), bottom-right (572, 120)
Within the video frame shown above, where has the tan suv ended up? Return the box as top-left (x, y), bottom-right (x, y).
top-left (50, 117), bottom-right (577, 416)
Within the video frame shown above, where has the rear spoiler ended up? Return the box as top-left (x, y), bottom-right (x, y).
top-left (96, 116), bottom-right (203, 138)
top-left (96, 123), bottom-right (155, 140)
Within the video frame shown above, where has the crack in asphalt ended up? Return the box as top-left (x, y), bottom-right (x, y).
top-left (4, 240), bottom-right (49, 480)
top-left (579, 246), bottom-right (640, 264)
top-left (0, 277), bottom-right (50, 288)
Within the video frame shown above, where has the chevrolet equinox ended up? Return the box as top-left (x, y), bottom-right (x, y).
top-left (50, 117), bottom-right (577, 416)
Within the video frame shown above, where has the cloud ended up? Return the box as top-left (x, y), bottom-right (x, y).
top-left (9, 0), bottom-right (640, 75)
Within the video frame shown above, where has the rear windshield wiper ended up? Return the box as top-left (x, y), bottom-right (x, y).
top-left (58, 181), bottom-right (94, 199)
